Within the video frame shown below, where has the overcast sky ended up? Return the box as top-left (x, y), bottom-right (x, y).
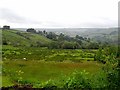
top-left (0, 0), bottom-right (119, 28)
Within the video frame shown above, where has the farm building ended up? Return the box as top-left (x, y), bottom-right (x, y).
top-left (3, 25), bottom-right (10, 30)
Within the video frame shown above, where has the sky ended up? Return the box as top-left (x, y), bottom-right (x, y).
top-left (0, 0), bottom-right (119, 28)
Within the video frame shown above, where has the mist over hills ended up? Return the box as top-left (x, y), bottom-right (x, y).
top-left (13, 28), bottom-right (118, 36)
top-left (13, 27), bottom-right (118, 44)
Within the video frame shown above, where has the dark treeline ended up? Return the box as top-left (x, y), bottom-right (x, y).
top-left (26, 28), bottom-right (100, 49)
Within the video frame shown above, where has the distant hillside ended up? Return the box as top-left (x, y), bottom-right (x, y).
top-left (80, 28), bottom-right (118, 44)
top-left (13, 28), bottom-right (87, 37)
top-left (1, 29), bottom-right (53, 47)
top-left (14, 27), bottom-right (118, 36)
top-left (1, 29), bottom-right (100, 49)
top-left (80, 28), bottom-right (118, 37)
top-left (1, 27), bottom-right (118, 47)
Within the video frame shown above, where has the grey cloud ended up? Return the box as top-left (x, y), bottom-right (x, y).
top-left (0, 8), bottom-right (41, 24)
top-left (78, 17), bottom-right (117, 28)
top-left (42, 21), bottom-right (67, 27)
top-left (0, 8), bottom-right (117, 28)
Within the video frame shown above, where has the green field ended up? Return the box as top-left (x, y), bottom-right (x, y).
top-left (2, 45), bottom-right (102, 87)
top-left (1, 29), bottom-right (119, 89)
top-left (2, 45), bottom-right (96, 61)
top-left (2, 60), bottom-right (102, 87)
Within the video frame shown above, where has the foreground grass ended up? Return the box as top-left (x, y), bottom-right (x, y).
top-left (2, 46), bottom-right (102, 87)
top-left (2, 60), bottom-right (102, 87)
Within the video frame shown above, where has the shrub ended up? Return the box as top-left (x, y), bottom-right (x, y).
top-left (94, 48), bottom-right (106, 63)
top-left (63, 70), bottom-right (91, 89)
top-left (41, 79), bottom-right (57, 89)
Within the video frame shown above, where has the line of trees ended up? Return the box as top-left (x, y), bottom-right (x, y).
top-left (26, 28), bottom-right (100, 49)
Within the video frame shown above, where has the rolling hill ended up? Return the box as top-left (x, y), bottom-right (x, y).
top-left (81, 28), bottom-right (118, 44)
top-left (1, 27), bottom-right (118, 47)
top-left (1, 29), bottom-right (53, 47)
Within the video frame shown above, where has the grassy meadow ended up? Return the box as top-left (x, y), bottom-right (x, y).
top-left (2, 60), bottom-right (102, 87)
top-left (1, 29), bottom-right (119, 89)
top-left (2, 45), bottom-right (102, 87)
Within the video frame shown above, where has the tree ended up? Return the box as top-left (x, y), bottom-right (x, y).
top-left (26, 28), bottom-right (36, 33)
top-left (94, 47), bottom-right (106, 64)
top-left (58, 33), bottom-right (65, 40)
top-left (48, 41), bottom-right (60, 49)
top-left (88, 42), bottom-right (99, 49)
top-left (43, 30), bottom-right (47, 36)
top-left (37, 31), bottom-right (43, 35)
top-left (46, 32), bottom-right (57, 40)
top-left (60, 41), bottom-right (80, 49)
top-left (75, 35), bottom-right (84, 40)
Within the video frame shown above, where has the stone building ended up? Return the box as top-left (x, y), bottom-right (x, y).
top-left (3, 25), bottom-right (10, 30)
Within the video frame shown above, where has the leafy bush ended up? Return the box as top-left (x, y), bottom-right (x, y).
top-left (94, 48), bottom-right (106, 63)
top-left (63, 70), bottom-right (91, 89)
